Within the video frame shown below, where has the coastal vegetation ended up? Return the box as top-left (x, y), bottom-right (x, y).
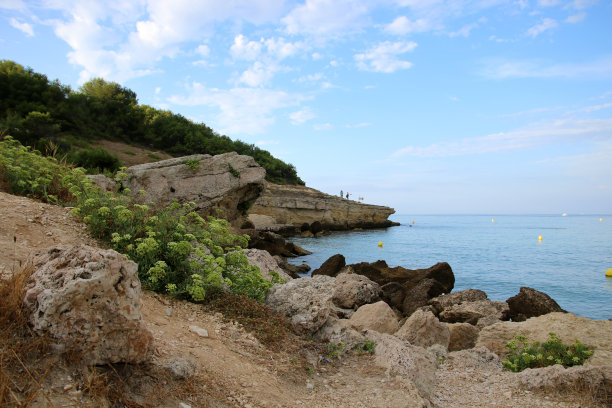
top-left (0, 136), bottom-right (276, 302)
top-left (0, 60), bottom-right (304, 185)
top-left (502, 333), bottom-right (593, 372)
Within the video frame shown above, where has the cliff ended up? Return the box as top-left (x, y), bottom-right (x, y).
top-left (248, 182), bottom-right (397, 232)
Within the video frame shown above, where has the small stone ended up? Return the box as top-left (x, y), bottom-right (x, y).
top-left (179, 403), bottom-right (192, 408)
top-left (189, 325), bottom-right (208, 337)
top-left (165, 307), bottom-right (172, 316)
top-left (306, 382), bottom-right (314, 389)
top-left (46, 232), bottom-right (53, 236)
top-left (63, 384), bottom-right (74, 391)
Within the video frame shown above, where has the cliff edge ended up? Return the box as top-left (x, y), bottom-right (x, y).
top-left (248, 182), bottom-right (397, 232)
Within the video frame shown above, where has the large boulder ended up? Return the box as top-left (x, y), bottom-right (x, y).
top-left (401, 278), bottom-right (445, 317)
top-left (243, 248), bottom-right (293, 282)
top-left (23, 245), bottom-right (153, 365)
top-left (312, 254), bottom-right (346, 277)
top-left (438, 299), bottom-right (509, 325)
top-left (348, 301), bottom-right (399, 334)
top-left (265, 275), bottom-right (335, 335)
top-left (380, 282), bottom-right (406, 310)
top-left (349, 260), bottom-right (454, 293)
top-left (365, 330), bottom-right (438, 398)
top-left (395, 309), bottom-right (450, 349)
top-left (447, 322), bottom-right (480, 351)
top-left (124, 153), bottom-right (265, 225)
top-left (506, 286), bottom-right (566, 322)
top-left (248, 231), bottom-right (311, 257)
top-left (314, 317), bottom-right (367, 352)
top-left (477, 313), bottom-right (612, 366)
top-left (429, 289), bottom-right (488, 316)
top-left (331, 273), bottom-right (381, 309)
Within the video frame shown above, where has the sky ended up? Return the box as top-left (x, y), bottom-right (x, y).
top-left (1, 0), bottom-right (612, 215)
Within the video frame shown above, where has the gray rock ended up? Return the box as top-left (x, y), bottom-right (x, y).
top-left (429, 289), bottom-right (488, 316)
top-left (23, 245), bottom-right (153, 365)
top-left (244, 248), bottom-right (293, 282)
top-left (439, 300), bottom-right (510, 325)
top-left (86, 174), bottom-right (115, 192)
top-left (380, 282), bottom-right (406, 310)
top-left (312, 254), bottom-right (346, 277)
top-left (506, 286), bottom-right (566, 322)
top-left (401, 278), bottom-right (445, 317)
top-left (331, 272), bottom-right (381, 309)
top-left (395, 309), bottom-right (450, 349)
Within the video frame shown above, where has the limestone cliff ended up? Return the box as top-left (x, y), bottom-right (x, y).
top-left (248, 182), bottom-right (397, 231)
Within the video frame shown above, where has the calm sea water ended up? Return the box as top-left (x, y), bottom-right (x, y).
top-left (288, 214), bottom-right (612, 320)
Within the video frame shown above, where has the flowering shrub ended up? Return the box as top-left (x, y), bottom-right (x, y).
top-left (502, 332), bottom-right (594, 372)
top-left (0, 136), bottom-right (275, 302)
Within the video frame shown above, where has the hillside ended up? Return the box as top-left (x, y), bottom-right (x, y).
top-left (0, 60), bottom-right (303, 185)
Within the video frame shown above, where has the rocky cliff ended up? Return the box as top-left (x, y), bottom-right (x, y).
top-left (248, 182), bottom-right (397, 231)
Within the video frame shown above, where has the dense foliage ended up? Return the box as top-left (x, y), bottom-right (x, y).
top-left (0, 136), bottom-right (281, 302)
top-left (0, 60), bottom-right (304, 185)
top-left (502, 332), bottom-right (593, 372)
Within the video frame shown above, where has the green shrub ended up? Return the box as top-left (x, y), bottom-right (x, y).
top-left (0, 136), bottom-right (274, 303)
top-left (147, 152), bottom-right (161, 160)
top-left (502, 332), bottom-right (594, 372)
top-left (228, 164), bottom-right (240, 178)
top-left (70, 147), bottom-right (122, 173)
top-left (185, 158), bottom-right (199, 171)
top-left (355, 340), bottom-right (376, 354)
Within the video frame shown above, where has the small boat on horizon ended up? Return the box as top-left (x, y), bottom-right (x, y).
top-left (562, 213), bottom-right (568, 217)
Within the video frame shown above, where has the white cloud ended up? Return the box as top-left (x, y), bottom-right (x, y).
top-left (169, 82), bottom-right (303, 135)
top-left (238, 61), bottom-right (282, 87)
top-left (155, 87), bottom-right (161, 94)
top-left (282, 0), bottom-right (370, 36)
top-left (9, 18), bottom-right (34, 36)
top-left (230, 34), bottom-right (263, 60)
top-left (289, 108), bottom-right (316, 124)
top-left (355, 41), bottom-right (417, 73)
top-left (526, 18), bottom-right (558, 37)
top-left (196, 44), bottom-right (210, 57)
top-left (537, 0), bottom-right (560, 6)
top-left (384, 16), bottom-right (433, 35)
top-left (449, 22), bottom-right (480, 38)
top-left (392, 118), bottom-right (612, 158)
top-left (481, 57), bottom-right (612, 79)
top-left (311, 52), bottom-right (323, 60)
top-left (314, 123), bottom-right (333, 131)
top-left (297, 72), bottom-right (324, 83)
top-left (0, 0), bottom-right (26, 9)
top-left (565, 12), bottom-right (586, 23)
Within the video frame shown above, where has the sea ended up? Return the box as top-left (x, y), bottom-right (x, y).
top-left (287, 214), bottom-right (612, 320)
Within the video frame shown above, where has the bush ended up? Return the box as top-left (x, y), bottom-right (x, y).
top-left (502, 332), bottom-right (594, 372)
top-left (0, 136), bottom-right (274, 303)
top-left (70, 147), bottom-right (122, 173)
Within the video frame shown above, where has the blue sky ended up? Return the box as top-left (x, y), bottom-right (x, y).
top-left (2, 0), bottom-right (611, 214)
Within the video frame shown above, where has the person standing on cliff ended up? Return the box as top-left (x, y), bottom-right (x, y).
top-left (340, 190), bottom-right (344, 198)
top-left (346, 192), bottom-right (350, 200)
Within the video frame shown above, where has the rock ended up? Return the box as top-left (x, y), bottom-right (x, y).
top-left (312, 254), bottom-right (346, 277)
top-left (23, 245), bottom-right (153, 365)
top-left (315, 317), bottom-right (366, 352)
top-left (443, 347), bottom-right (504, 372)
top-left (248, 231), bottom-right (311, 257)
top-left (380, 282), bottom-right (406, 310)
top-left (516, 364), bottom-right (612, 403)
top-left (164, 356), bottom-right (198, 380)
top-left (331, 273), bottom-right (381, 309)
top-left (447, 323), bottom-right (480, 351)
top-left (401, 278), bottom-right (445, 317)
top-left (365, 330), bottom-right (438, 398)
top-left (395, 309), bottom-right (450, 349)
top-left (300, 222), bottom-right (310, 232)
top-left (273, 256), bottom-right (309, 278)
top-left (349, 260), bottom-right (454, 293)
top-left (86, 174), bottom-right (115, 192)
top-left (244, 248), bottom-right (293, 282)
top-left (476, 315), bottom-right (502, 329)
top-left (348, 301), bottom-right (399, 334)
top-left (476, 312), bottom-right (612, 366)
top-left (124, 152), bottom-right (265, 226)
top-left (506, 286), bottom-right (566, 322)
top-left (240, 219), bottom-right (255, 229)
top-left (249, 182), bottom-right (397, 232)
top-left (300, 231), bottom-right (314, 238)
top-left (265, 275), bottom-right (336, 335)
top-left (439, 300), bottom-right (510, 325)
top-left (189, 325), bottom-right (209, 337)
top-left (429, 289), bottom-right (488, 316)
top-left (310, 221), bottom-right (323, 234)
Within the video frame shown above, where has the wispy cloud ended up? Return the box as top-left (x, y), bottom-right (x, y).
top-left (345, 122), bottom-right (371, 128)
top-left (526, 18), bottom-right (558, 37)
top-left (480, 57), bottom-right (612, 79)
top-left (314, 123), bottom-right (333, 131)
top-left (9, 17), bottom-right (33, 36)
top-left (289, 108), bottom-right (316, 125)
top-left (392, 118), bottom-right (612, 158)
top-left (355, 41), bottom-right (417, 73)
top-left (566, 12), bottom-right (586, 23)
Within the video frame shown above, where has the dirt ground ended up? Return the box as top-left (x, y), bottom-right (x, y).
top-left (91, 139), bottom-right (173, 168)
top-left (0, 192), bottom-right (604, 407)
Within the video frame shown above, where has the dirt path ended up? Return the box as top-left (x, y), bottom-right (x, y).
top-left (0, 192), bottom-right (602, 407)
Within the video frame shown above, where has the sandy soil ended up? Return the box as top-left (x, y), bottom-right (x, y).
top-left (0, 192), bottom-right (603, 407)
top-left (92, 139), bottom-right (173, 167)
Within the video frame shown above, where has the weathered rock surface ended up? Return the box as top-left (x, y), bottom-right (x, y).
top-left (86, 174), bottom-right (115, 192)
top-left (248, 182), bottom-right (397, 231)
top-left (348, 301), bottom-right (399, 334)
top-left (124, 152), bottom-right (265, 225)
top-left (365, 330), bottom-right (438, 398)
top-left (401, 278), bottom-right (446, 317)
top-left (516, 364), bottom-right (612, 404)
top-left (273, 256), bottom-right (309, 278)
top-left (380, 282), bottom-right (406, 310)
top-left (314, 317), bottom-right (367, 352)
top-left (331, 273), bottom-right (381, 309)
top-left (506, 286), bottom-right (566, 322)
top-left (395, 309), bottom-right (450, 349)
top-left (447, 322), bottom-right (480, 351)
top-left (312, 254), bottom-right (346, 277)
top-left (265, 275), bottom-right (336, 335)
top-left (443, 346), bottom-right (504, 373)
top-left (349, 260), bottom-right (454, 293)
top-left (439, 299), bottom-right (510, 325)
top-left (247, 231), bottom-right (311, 257)
top-left (429, 289), bottom-right (488, 315)
top-left (23, 245), bottom-right (153, 365)
top-left (243, 248), bottom-right (293, 282)
top-left (476, 312), bottom-right (612, 366)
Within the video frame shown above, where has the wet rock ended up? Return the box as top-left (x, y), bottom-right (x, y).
top-left (23, 245), bottom-right (153, 365)
top-left (506, 286), bottom-right (566, 322)
top-left (312, 254), bottom-right (346, 277)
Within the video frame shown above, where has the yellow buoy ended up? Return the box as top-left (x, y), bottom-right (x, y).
top-left (600, 218), bottom-right (603, 222)
top-left (491, 218), bottom-right (495, 223)
top-left (378, 241), bottom-right (383, 247)
top-left (538, 235), bottom-right (543, 242)
top-left (606, 268), bottom-right (612, 277)
top-left (412, 220), bottom-right (415, 224)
